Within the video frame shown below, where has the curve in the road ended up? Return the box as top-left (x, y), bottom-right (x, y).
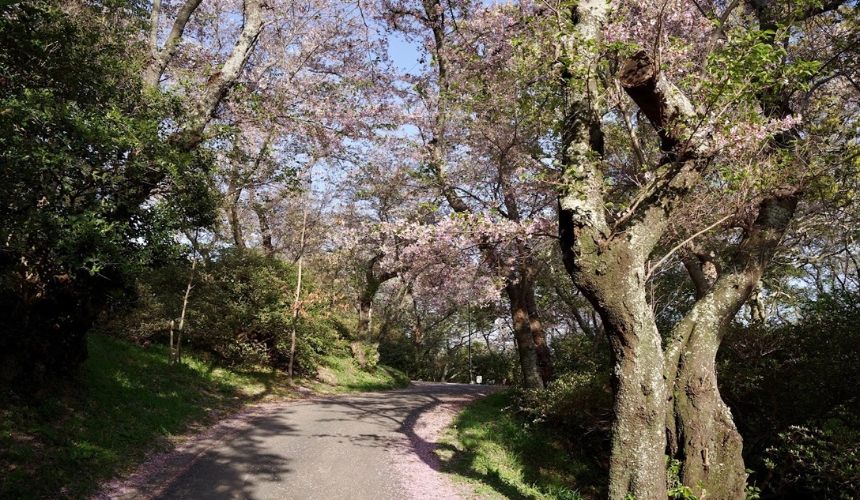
top-left (98, 382), bottom-right (498, 500)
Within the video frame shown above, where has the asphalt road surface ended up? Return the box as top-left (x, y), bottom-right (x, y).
top-left (142, 382), bottom-right (497, 500)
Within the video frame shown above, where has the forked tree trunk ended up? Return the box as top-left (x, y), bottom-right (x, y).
top-left (558, 1), bottom-right (701, 494)
top-left (559, 1), bottom-right (672, 493)
top-left (665, 194), bottom-right (799, 498)
top-left (557, 0), bottom-right (806, 496)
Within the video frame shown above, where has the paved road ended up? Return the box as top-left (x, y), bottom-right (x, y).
top-left (149, 383), bottom-right (496, 500)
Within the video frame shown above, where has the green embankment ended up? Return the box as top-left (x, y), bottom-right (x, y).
top-left (0, 333), bottom-right (408, 499)
top-left (438, 390), bottom-right (604, 500)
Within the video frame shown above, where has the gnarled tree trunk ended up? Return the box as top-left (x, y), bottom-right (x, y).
top-left (665, 194), bottom-right (799, 498)
top-left (558, 4), bottom-right (707, 494)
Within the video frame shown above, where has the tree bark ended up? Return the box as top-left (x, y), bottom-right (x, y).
top-left (556, 0), bottom-right (810, 496)
top-left (665, 193), bottom-right (799, 498)
top-left (144, 0), bottom-right (205, 90)
top-left (558, 2), bottom-right (672, 496)
top-left (561, 221), bottom-right (670, 499)
top-left (146, 0), bottom-right (265, 149)
top-left (505, 283), bottom-right (544, 389)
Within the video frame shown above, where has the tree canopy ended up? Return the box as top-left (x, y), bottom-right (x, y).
top-left (1, 0), bottom-right (858, 497)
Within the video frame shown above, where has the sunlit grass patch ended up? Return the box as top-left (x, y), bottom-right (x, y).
top-left (438, 390), bottom-right (604, 500)
top-left (310, 355), bottom-right (410, 393)
top-left (0, 333), bottom-right (293, 499)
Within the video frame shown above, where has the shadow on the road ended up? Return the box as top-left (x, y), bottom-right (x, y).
top-left (151, 383), bottom-right (503, 500)
top-left (154, 414), bottom-right (297, 500)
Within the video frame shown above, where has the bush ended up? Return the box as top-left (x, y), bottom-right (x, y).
top-left (514, 371), bottom-right (612, 434)
top-left (101, 250), bottom-right (350, 375)
top-left (765, 423), bottom-right (860, 499)
top-left (511, 336), bottom-right (613, 477)
top-left (719, 290), bottom-right (860, 497)
top-left (378, 335), bottom-right (418, 376)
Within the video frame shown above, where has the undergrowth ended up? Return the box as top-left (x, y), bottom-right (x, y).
top-left (438, 390), bottom-right (605, 500)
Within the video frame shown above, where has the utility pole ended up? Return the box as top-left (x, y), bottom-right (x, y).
top-left (468, 306), bottom-right (473, 384)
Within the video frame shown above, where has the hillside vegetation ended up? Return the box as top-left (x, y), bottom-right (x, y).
top-left (0, 334), bottom-right (408, 499)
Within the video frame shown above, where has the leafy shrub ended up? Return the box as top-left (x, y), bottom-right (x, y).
top-left (765, 423), bottom-right (860, 499)
top-left (101, 250), bottom-right (349, 375)
top-left (514, 371), bottom-right (612, 433)
top-left (378, 335), bottom-right (418, 376)
top-left (719, 289), bottom-right (860, 497)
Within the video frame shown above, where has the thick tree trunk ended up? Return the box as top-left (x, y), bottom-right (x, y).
top-left (560, 220), bottom-right (669, 498)
top-left (556, 0), bottom-right (806, 495)
top-left (665, 193), bottom-right (799, 498)
top-left (523, 278), bottom-right (554, 383)
top-left (506, 284), bottom-right (543, 389)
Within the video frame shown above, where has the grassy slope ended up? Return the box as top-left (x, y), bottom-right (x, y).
top-left (0, 333), bottom-right (408, 499)
top-left (311, 355), bottom-right (411, 393)
top-left (437, 390), bottom-right (605, 500)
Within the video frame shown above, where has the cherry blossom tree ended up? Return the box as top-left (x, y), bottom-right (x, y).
top-left (145, 0), bottom-right (264, 149)
top-left (551, 0), bottom-right (857, 496)
top-left (379, 0), bottom-right (564, 388)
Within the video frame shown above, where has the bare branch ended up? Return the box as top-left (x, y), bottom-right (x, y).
top-left (645, 214), bottom-right (732, 282)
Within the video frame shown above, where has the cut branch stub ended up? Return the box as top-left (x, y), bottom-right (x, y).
top-left (620, 50), bottom-right (697, 154)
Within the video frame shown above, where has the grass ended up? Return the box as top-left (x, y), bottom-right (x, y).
top-left (437, 390), bottom-right (605, 500)
top-left (0, 333), bottom-right (409, 499)
top-left (310, 355), bottom-right (411, 393)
